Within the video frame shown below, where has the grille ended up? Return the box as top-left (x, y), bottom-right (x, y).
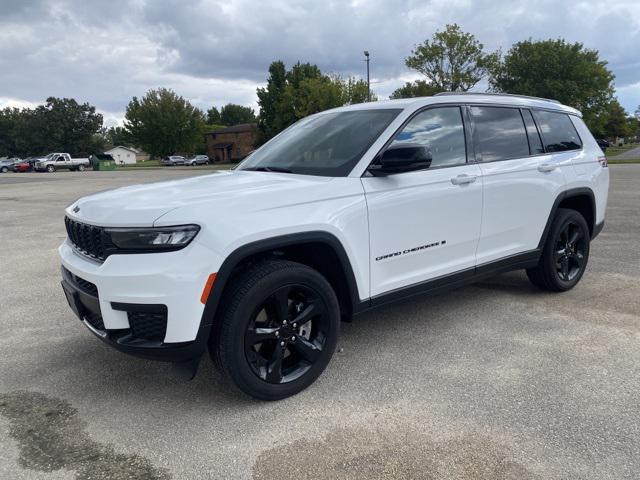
top-left (128, 310), bottom-right (168, 342)
top-left (65, 217), bottom-right (108, 261)
top-left (85, 312), bottom-right (105, 331)
top-left (62, 266), bottom-right (98, 297)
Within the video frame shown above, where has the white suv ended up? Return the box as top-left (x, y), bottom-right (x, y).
top-left (59, 93), bottom-right (609, 400)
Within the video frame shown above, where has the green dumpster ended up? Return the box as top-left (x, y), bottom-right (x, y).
top-left (91, 154), bottom-right (116, 171)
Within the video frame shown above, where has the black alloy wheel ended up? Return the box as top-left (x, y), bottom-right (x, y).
top-left (554, 220), bottom-right (587, 282)
top-left (527, 208), bottom-right (590, 291)
top-left (212, 260), bottom-right (340, 400)
top-left (244, 284), bottom-right (328, 384)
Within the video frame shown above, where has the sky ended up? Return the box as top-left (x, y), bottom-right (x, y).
top-left (0, 0), bottom-right (638, 126)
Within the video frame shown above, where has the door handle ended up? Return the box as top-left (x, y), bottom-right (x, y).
top-left (538, 163), bottom-right (556, 173)
top-left (451, 174), bottom-right (477, 185)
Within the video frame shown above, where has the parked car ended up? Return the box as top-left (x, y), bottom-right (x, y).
top-left (162, 155), bottom-right (186, 166)
top-left (59, 93), bottom-right (609, 400)
top-left (186, 155), bottom-right (210, 166)
top-left (12, 160), bottom-right (32, 172)
top-left (34, 153), bottom-right (90, 172)
top-left (0, 159), bottom-right (16, 173)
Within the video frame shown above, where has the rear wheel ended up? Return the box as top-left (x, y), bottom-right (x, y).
top-left (527, 208), bottom-right (590, 291)
top-left (0, 166), bottom-right (7, 173)
top-left (211, 260), bottom-right (340, 400)
top-left (78, 164), bottom-right (86, 171)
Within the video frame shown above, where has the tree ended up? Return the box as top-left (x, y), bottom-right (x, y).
top-left (206, 106), bottom-right (221, 124)
top-left (599, 100), bottom-right (630, 139)
top-left (390, 80), bottom-right (443, 99)
top-left (124, 88), bottom-right (205, 158)
top-left (489, 39), bottom-right (615, 133)
top-left (219, 104), bottom-right (256, 126)
top-left (0, 98), bottom-right (103, 157)
top-left (257, 60), bottom-right (289, 144)
top-left (257, 61), bottom-right (374, 144)
top-left (404, 24), bottom-right (499, 92)
top-left (105, 126), bottom-right (132, 147)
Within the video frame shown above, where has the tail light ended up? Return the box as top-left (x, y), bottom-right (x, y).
top-left (598, 156), bottom-right (608, 168)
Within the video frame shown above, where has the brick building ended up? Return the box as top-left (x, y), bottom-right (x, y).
top-left (206, 123), bottom-right (257, 162)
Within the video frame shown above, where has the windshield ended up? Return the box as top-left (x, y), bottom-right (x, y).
top-left (239, 109), bottom-right (401, 177)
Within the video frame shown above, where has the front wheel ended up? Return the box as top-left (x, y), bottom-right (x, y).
top-left (46, 165), bottom-right (55, 173)
top-left (0, 166), bottom-right (7, 173)
top-left (211, 260), bottom-right (340, 400)
top-left (527, 208), bottom-right (590, 291)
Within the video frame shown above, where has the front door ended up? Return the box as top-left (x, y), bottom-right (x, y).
top-left (362, 105), bottom-right (483, 298)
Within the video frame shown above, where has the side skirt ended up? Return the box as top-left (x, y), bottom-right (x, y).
top-left (356, 249), bottom-right (540, 313)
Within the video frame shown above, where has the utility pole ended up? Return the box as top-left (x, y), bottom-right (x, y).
top-left (363, 51), bottom-right (370, 102)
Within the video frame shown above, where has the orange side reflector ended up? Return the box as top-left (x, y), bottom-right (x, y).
top-left (200, 273), bottom-right (217, 304)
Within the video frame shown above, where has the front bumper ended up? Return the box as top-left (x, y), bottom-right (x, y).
top-left (59, 239), bottom-right (221, 362)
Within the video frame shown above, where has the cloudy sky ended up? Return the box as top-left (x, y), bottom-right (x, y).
top-left (0, 0), bottom-right (638, 126)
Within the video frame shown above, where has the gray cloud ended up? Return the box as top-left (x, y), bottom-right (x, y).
top-left (0, 0), bottom-right (638, 121)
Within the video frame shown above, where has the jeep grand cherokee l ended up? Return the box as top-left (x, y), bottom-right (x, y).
top-left (59, 93), bottom-right (609, 400)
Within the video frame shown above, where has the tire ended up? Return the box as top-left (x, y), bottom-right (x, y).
top-left (527, 208), bottom-right (590, 291)
top-left (46, 165), bottom-right (55, 173)
top-left (78, 164), bottom-right (86, 171)
top-left (210, 260), bottom-right (340, 400)
top-left (0, 167), bottom-right (7, 173)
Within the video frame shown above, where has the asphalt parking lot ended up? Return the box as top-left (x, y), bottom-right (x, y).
top-left (1, 166), bottom-right (639, 479)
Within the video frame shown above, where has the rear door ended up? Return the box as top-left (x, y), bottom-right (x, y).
top-left (362, 105), bottom-right (483, 297)
top-left (472, 106), bottom-right (566, 265)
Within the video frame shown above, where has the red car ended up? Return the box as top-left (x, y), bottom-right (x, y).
top-left (12, 161), bottom-right (31, 172)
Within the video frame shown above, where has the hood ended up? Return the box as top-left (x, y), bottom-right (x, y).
top-left (65, 170), bottom-right (336, 227)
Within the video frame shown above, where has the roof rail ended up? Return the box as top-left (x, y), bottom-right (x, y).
top-left (434, 91), bottom-right (561, 104)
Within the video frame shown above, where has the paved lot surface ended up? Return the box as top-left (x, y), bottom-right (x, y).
top-left (1, 167), bottom-right (639, 479)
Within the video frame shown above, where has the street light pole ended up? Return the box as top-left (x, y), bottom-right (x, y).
top-left (363, 50), bottom-right (370, 102)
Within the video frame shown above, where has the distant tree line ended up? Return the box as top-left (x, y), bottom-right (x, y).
top-left (0, 97), bottom-right (103, 157)
top-left (389, 24), bottom-right (637, 140)
top-left (1, 26), bottom-right (637, 159)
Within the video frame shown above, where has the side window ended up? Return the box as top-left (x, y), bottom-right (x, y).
top-left (521, 109), bottom-right (544, 155)
top-left (533, 110), bottom-right (582, 152)
top-left (470, 106), bottom-right (530, 161)
top-left (388, 106), bottom-right (466, 169)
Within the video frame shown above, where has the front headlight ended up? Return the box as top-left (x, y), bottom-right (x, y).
top-left (104, 225), bottom-right (200, 252)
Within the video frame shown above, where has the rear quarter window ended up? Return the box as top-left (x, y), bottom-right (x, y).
top-left (533, 110), bottom-right (582, 152)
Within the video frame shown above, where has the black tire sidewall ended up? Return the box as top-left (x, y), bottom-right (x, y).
top-left (542, 209), bottom-right (590, 290)
top-left (220, 264), bottom-right (340, 400)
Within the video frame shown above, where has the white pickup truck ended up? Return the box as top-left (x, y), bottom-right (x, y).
top-left (34, 153), bottom-right (90, 172)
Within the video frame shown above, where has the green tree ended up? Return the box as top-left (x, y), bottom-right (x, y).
top-left (40, 97), bottom-right (104, 155)
top-left (105, 126), bottom-right (132, 147)
top-left (219, 104), bottom-right (256, 126)
top-left (489, 39), bottom-right (614, 132)
top-left (257, 61), bottom-right (374, 144)
top-left (207, 106), bottom-right (221, 124)
top-left (257, 60), bottom-right (289, 144)
top-left (600, 100), bottom-right (630, 139)
top-left (390, 80), bottom-right (443, 99)
top-left (405, 24), bottom-right (499, 92)
top-left (124, 88), bottom-right (205, 158)
top-left (0, 98), bottom-right (103, 157)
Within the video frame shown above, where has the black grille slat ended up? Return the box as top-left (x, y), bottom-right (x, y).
top-left (127, 311), bottom-right (168, 341)
top-left (62, 266), bottom-right (98, 297)
top-left (65, 217), bottom-right (107, 261)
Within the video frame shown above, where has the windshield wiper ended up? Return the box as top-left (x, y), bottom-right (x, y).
top-left (243, 166), bottom-right (292, 173)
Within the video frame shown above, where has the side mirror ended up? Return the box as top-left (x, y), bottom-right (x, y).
top-left (369, 143), bottom-right (432, 176)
